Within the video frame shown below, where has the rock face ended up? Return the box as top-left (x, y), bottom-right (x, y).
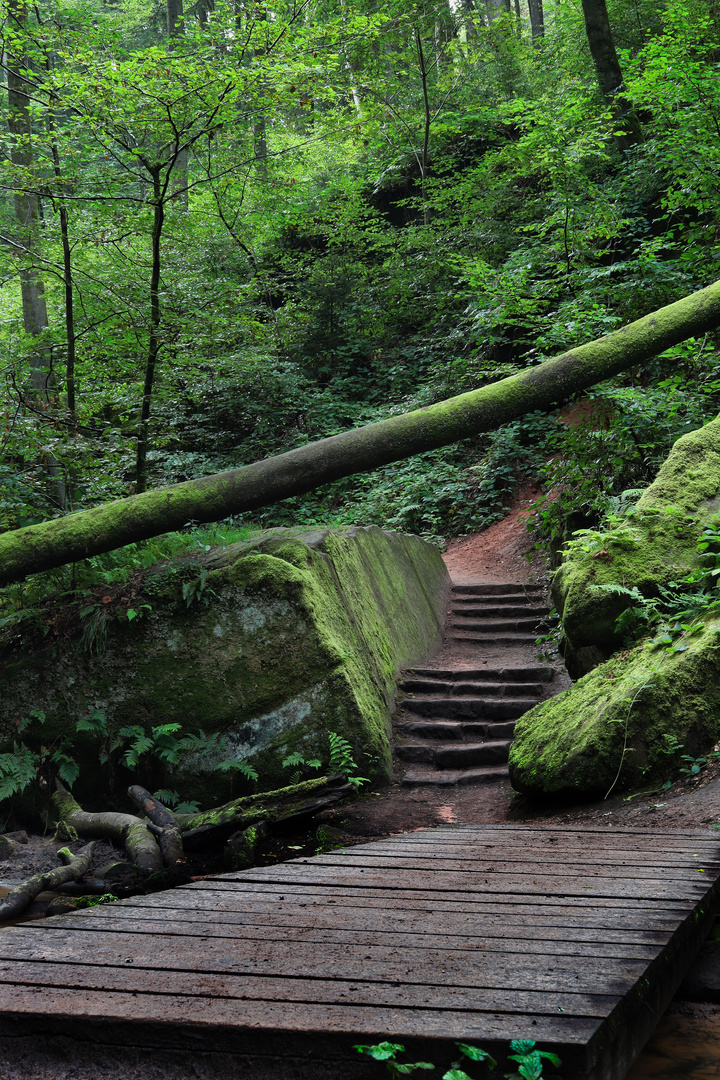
top-left (510, 414), bottom-right (720, 800)
top-left (553, 415), bottom-right (720, 679)
top-left (508, 615), bottom-right (720, 799)
top-left (0, 527), bottom-right (449, 802)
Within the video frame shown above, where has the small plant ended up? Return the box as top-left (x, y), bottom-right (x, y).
top-left (505, 1040), bottom-right (561, 1080)
top-left (354, 1039), bottom-right (560, 1079)
top-left (679, 754), bottom-right (708, 776)
top-left (328, 731), bottom-right (369, 790)
top-left (281, 750), bottom-right (322, 785)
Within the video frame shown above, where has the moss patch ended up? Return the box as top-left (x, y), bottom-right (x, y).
top-left (508, 615), bottom-right (720, 799)
top-left (0, 526), bottom-right (448, 806)
top-left (553, 415), bottom-right (720, 675)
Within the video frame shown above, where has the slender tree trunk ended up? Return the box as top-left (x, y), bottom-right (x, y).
top-left (528, 0), bottom-right (544, 43)
top-left (6, 0), bottom-right (66, 510)
top-left (47, 109), bottom-right (76, 419)
top-left (167, 0), bottom-right (189, 208)
top-left (135, 167), bottom-right (164, 494)
top-left (3, 279), bottom-right (720, 585)
top-left (416, 28), bottom-right (431, 226)
top-left (6, 0), bottom-right (51, 399)
top-left (580, 0), bottom-right (642, 151)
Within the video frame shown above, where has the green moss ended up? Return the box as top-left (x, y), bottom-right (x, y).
top-left (509, 615), bottom-right (720, 799)
top-left (554, 416), bottom-right (720, 674)
top-left (0, 526), bottom-right (448, 806)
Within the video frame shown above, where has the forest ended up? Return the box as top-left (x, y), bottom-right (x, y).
top-left (0, 0), bottom-right (719, 575)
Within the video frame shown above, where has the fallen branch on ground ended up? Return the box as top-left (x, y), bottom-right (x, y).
top-left (0, 842), bottom-right (96, 922)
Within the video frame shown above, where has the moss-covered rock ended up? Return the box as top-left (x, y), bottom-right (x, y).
top-left (553, 415), bottom-right (720, 677)
top-left (508, 615), bottom-right (720, 799)
top-left (0, 526), bottom-right (448, 804)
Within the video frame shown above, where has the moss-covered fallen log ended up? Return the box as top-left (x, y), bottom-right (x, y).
top-left (0, 843), bottom-right (96, 922)
top-left (176, 773), bottom-right (354, 850)
top-left (2, 279), bottom-right (720, 585)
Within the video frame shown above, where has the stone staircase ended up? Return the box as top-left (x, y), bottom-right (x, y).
top-left (396, 583), bottom-right (559, 786)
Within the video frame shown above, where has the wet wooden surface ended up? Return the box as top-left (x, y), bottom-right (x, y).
top-left (0, 824), bottom-right (718, 1080)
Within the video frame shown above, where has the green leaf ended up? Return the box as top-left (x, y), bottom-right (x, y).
top-left (354, 1043), bottom-right (405, 1061)
top-left (456, 1043), bottom-right (496, 1065)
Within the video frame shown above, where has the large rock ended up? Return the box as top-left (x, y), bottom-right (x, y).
top-left (553, 415), bottom-right (720, 677)
top-left (0, 526), bottom-right (449, 804)
top-left (508, 614), bottom-right (720, 799)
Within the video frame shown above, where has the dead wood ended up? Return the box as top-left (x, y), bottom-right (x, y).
top-left (176, 773), bottom-right (354, 850)
top-left (0, 842), bottom-right (96, 922)
top-left (52, 782), bottom-right (164, 874)
top-left (127, 785), bottom-right (186, 866)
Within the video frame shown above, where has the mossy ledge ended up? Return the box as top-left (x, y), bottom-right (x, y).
top-left (553, 414), bottom-right (720, 677)
top-left (0, 526), bottom-right (449, 804)
top-left (508, 615), bottom-right (720, 800)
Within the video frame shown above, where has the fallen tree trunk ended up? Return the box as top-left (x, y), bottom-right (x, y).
top-left (2, 279), bottom-right (720, 585)
top-left (176, 773), bottom-right (354, 850)
top-left (127, 785), bottom-right (186, 867)
top-left (0, 843), bottom-right (96, 922)
top-left (52, 783), bottom-right (164, 874)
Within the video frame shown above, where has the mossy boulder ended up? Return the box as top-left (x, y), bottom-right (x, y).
top-left (508, 614), bottom-right (720, 799)
top-left (553, 415), bottom-right (720, 677)
top-left (0, 526), bottom-right (448, 804)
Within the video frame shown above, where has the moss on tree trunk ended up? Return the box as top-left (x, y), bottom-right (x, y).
top-left (2, 279), bottom-right (720, 585)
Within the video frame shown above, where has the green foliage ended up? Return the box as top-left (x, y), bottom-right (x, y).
top-left (354, 1040), bottom-right (558, 1079)
top-left (328, 731), bottom-right (368, 791)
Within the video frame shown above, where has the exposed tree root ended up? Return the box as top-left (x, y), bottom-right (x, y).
top-left (0, 842), bottom-right (96, 922)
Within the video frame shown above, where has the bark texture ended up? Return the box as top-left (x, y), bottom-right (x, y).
top-left (52, 783), bottom-right (164, 874)
top-left (0, 842), bottom-right (95, 922)
top-left (580, 0), bottom-right (642, 150)
top-left (2, 279), bottom-right (720, 585)
top-left (128, 785), bottom-right (186, 866)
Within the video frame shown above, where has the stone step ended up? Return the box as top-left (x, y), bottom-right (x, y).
top-left (396, 718), bottom-right (518, 741)
top-left (401, 764), bottom-right (510, 786)
top-left (448, 632), bottom-right (540, 645)
top-left (449, 603), bottom-right (550, 619)
top-left (449, 616), bottom-right (550, 632)
top-left (407, 665), bottom-right (554, 682)
top-left (396, 739), bottom-right (511, 767)
top-left (399, 678), bottom-right (545, 697)
top-left (403, 696), bottom-right (536, 720)
top-left (451, 583), bottom-right (544, 595)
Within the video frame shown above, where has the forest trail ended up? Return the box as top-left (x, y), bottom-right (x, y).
top-left (394, 490), bottom-right (571, 787)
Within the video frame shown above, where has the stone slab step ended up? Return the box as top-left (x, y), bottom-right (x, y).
top-left (399, 678), bottom-right (545, 697)
top-left (407, 666), bottom-right (554, 682)
top-left (450, 604), bottom-right (550, 619)
top-left (401, 764), bottom-right (510, 786)
top-left (396, 719), bottom-right (518, 741)
top-left (450, 617), bottom-right (550, 632)
top-left (449, 632), bottom-right (540, 645)
top-left (396, 740), bottom-right (511, 766)
top-left (403, 697), bottom-right (536, 720)
top-left (451, 583), bottom-right (544, 595)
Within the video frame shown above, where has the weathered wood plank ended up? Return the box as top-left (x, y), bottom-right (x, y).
top-left (79, 903), bottom-right (675, 944)
top-left (36, 913), bottom-right (664, 961)
top-left (0, 960), bottom-right (619, 1017)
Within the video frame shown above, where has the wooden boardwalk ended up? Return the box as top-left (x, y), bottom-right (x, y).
top-left (0, 824), bottom-right (718, 1080)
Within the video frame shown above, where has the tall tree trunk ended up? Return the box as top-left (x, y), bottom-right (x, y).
top-left (580, 0), bottom-right (642, 151)
top-left (6, 0), bottom-right (66, 510)
top-left (528, 0), bottom-right (544, 43)
top-left (6, 0), bottom-right (51, 399)
top-left (167, 0), bottom-right (189, 209)
top-left (2, 279), bottom-right (720, 585)
top-left (135, 167), bottom-right (164, 494)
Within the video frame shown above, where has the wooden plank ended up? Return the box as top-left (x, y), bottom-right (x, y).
top-left (206, 864), bottom-right (710, 901)
top-left (37, 912), bottom-right (664, 961)
top-left (0, 960), bottom-right (619, 1018)
top-left (0, 928), bottom-right (647, 994)
top-left (83, 903), bottom-right (675, 944)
